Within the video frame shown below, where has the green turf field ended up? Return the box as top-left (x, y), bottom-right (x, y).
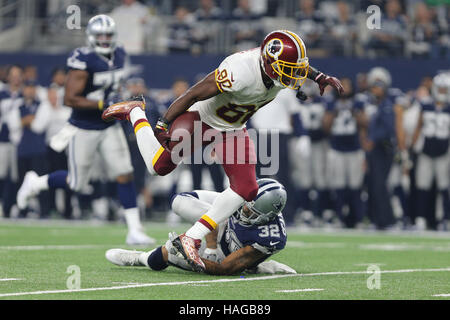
top-left (0, 220), bottom-right (449, 300)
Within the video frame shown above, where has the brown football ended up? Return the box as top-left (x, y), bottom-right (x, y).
top-left (167, 111), bottom-right (201, 151)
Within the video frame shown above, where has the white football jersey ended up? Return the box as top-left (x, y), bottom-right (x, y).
top-left (189, 48), bottom-right (284, 131)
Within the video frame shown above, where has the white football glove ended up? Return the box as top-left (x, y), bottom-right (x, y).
top-left (295, 135), bottom-right (311, 158)
top-left (165, 232), bottom-right (194, 271)
top-left (256, 260), bottom-right (297, 274)
top-left (202, 248), bottom-right (225, 263)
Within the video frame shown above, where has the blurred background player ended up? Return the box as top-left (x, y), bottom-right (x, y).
top-left (323, 77), bottom-right (365, 228)
top-left (106, 178), bottom-right (296, 275)
top-left (295, 80), bottom-right (330, 225)
top-left (357, 67), bottom-right (409, 230)
top-left (16, 15), bottom-right (154, 245)
top-left (16, 80), bottom-right (50, 218)
top-left (0, 65), bottom-right (23, 218)
top-left (412, 73), bottom-right (450, 230)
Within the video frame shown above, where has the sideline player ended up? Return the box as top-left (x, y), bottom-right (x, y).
top-left (412, 73), bottom-right (450, 229)
top-left (103, 30), bottom-right (344, 270)
top-left (323, 78), bottom-right (365, 227)
top-left (106, 178), bottom-right (296, 275)
top-left (16, 15), bottom-right (154, 245)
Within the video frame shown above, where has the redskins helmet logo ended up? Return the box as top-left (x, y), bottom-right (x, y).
top-left (265, 38), bottom-right (283, 60)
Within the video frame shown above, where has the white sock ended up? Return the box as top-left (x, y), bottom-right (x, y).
top-left (185, 188), bottom-right (245, 240)
top-left (138, 249), bottom-right (153, 267)
top-left (35, 174), bottom-right (49, 191)
top-left (130, 108), bottom-right (162, 176)
top-left (124, 207), bottom-right (143, 231)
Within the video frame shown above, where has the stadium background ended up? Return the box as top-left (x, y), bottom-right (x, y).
top-left (0, 0), bottom-right (449, 231)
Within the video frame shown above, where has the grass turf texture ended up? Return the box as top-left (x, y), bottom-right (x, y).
top-left (0, 220), bottom-right (449, 300)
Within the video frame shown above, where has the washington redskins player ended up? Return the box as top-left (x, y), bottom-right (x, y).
top-left (102, 30), bottom-right (344, 272)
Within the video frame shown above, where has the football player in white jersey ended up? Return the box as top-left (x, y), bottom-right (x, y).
top-left (102, 30), bottom-right (344, 272)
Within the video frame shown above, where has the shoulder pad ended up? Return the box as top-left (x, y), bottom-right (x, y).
top-left (215, 54), bottom-right (253, 93)
top-left (67, 47), bottom-right (92, 70)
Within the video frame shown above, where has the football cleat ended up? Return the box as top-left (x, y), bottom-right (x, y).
top-left (126, 229), bottom-right (156, 246)
top-left (16, 171), bottom-right (39, 210)
top-left (171, 233), bottom-right (205, 272)
top-left (105, 248), bottom-right (145, 266)
top-left (102, 96), bottom-right (145, 122)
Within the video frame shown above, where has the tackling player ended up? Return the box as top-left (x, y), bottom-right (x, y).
top-left (16, 15), bottom-right (154, 245)
top-left (106, 178), bottom-right (296, 275)
top-left (102, 30), bottom-right (344, 271)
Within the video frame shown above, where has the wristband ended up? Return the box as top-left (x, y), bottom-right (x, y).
top-left (155, 117), bottom-right (170, 132)
top-left (98, 100), bottom-right (104, 111)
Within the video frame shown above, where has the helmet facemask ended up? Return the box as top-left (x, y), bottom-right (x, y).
top-left (88, 32), bottom-right (117, 55)
top-left (271, 57), bottom-right (309, 90)
top-left (431, 74), bottom-right (450, 104)
top-left (86, 15), bottom-right (117, 56)
top-left (238, 203), bottom-right (275, 226)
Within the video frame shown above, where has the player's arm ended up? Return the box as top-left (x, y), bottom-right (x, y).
top-left (63, 69), bottom-right (102, 110)
top-left (322, 110), bottom-right (335, 134)
top-left (307, 65), bottom-right (344, 96)
top-left (161, 71), bottom-right (221, 124)
top-left (394, 104), bottom-right (406, 151)
top-left (411, 111), bottom-right (423, 147)
top-left (202, 245), bottom-right (267, 276)
top-left (355, 110), bottom-right (373, 151)
top-left (21, 114), bottom-right (35, 128)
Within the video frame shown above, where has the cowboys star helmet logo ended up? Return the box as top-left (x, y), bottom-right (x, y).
top-left (266, 39), bottom-right (283, 60)
top-left (272, 201), bottom-right (283, 211)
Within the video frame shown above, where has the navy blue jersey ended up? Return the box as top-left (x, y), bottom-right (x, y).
top-left (0, 89), bottom-right (22, 142)
top-left (66, 46), bottom-right (128, 130)
top-left (421, 102), bottom-right (450, 157)
top-left (357, 92), bottom-right (396, 146)
top-left (18, 100), bottom-right (46, 157)
top-left (305, 96), bottom-right (326, 142)
top-left (327, 98), bottom-right (362, 152)
top-left (219, 212), bottom-right (287, 266)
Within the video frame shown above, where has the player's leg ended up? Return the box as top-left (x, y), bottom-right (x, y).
top-left (311, 140), bottom-right (329, 220)
top-left (172, 129), bottom-right (258, 271)
top-left (328, 149), bottom-right (347, 224)
top-left (347, 150), bottom-right (365, 226)
top-left (435, 154), bottom-right (450, 222)
top-left (171, 190), bottom-right (219, 223)
top-left (126, 107), bottom-right (178, 176)
top-left (16, 129), bottom-right (99, 210)
top-left (415, 153), bottom-right (434, 220)
top-left (100, 123), bottom-right (155, 245)
top-left (186, 129), bottom-right (257, 238)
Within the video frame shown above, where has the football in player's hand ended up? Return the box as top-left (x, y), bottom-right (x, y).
top-left (167, 111), bottom-right (200, 151)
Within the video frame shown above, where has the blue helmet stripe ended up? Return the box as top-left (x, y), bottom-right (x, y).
top-left (255, 186), bottom-right (282, 200)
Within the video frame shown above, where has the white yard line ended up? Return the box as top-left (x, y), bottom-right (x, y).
top-left (0, 279), bottom-right (23, 282)
top-left (1, 267), bottom-right (449, 298)
top-left (432, 294), bottom-right (450, 297)
top-left (276, 289), bottom-right (324, 293)
top-left (0, 244), bottom-right (124, 251)
top-left (353, 263), bottom-right (386, 267)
